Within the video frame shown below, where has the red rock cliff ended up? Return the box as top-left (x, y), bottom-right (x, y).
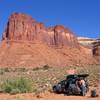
top-left (93, 46), bottom-right (100, 56)
top-left (2, 13), bottom-right (79, 47)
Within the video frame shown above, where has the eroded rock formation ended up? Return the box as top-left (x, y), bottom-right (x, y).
top-left (93, 41), bottom-right (100, 56)
top-left (2, 13), bottom-right (78, 47)
top-left (0, 13), bottom-right (99, 67)
top-left (93, 46), bottom-right (100, 56)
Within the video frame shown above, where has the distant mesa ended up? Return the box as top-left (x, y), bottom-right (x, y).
top-left (78, 37), bottom-right (100, 56)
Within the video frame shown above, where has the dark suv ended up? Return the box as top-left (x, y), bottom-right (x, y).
top-left (53, 74), bottom-right (89, 96)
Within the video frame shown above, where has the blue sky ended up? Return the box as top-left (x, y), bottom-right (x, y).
top-left (0, 0), bottom-right (100, 39)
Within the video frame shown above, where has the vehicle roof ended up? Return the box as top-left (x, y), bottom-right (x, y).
top-left (66, 74), bottom-right (89, 79)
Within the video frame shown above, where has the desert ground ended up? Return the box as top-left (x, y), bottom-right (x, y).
top-left (0, 2), bottom-right (100, 100)
top-left (0, 91), bottom-right (100, 100)
top-left (0, 64), bottom-right (100, 100)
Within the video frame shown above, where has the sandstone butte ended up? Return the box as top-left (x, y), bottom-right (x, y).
top-left (0, 13), bottom-right (99, 67)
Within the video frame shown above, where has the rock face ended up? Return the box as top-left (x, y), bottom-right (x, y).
top-left (3, 13), bottom-right (45, 41)
top-left (2, 13), bottom-right (78, 47)
top-left (93, 46), bottom-right (100, 56)
top-left (93, 41), bottom-right (100, 56)
top-left (0, 13), bottom-right (99, 67)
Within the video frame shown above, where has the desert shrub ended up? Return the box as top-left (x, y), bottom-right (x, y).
top-left (32, 67), bottom-right (40, 71)
top-left (43, 65), bottom-right (50, 70)
top-left (1, 77), bottom-right (33, 94)
top-left (0, 69), bottom-right (5, 75)
top-left (3, 68), bottom-right (10, 72)
top-left (0, 68), bottom-right (11, 75)
top-left (16, 68), bottom-right (27, 72)
top-left (32, 65), bottom-right (50, 71)
top-left (96, 64), bottom-right (100, 66)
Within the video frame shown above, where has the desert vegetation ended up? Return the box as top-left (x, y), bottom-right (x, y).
top-left (0, 78), bottom-right (33, 94)
top-left (0, 64), bottom-right (100, 95)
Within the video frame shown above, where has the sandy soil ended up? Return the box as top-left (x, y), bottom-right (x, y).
top-left (0, 41), bottom-right (98, 68)
top-left (0, 92), bottom-right (100, 100)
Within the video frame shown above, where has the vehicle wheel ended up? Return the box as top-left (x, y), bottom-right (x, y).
top-left (53, 86), bottom-right (57, 92)
top-left (67, 89), bottom-right (73, 95)
top-left (64, 89), bottom-right (72, 96)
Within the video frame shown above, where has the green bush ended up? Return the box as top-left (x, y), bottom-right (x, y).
top-left (1, 77), bottom-right (33, 94)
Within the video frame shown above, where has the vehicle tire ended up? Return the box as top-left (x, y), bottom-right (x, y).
top-left (67, 88), bottom-right (73, 95)
top-left (53, 86), bottom-right (57, 93)
top-left (53, 84), bottom-right (62, 93)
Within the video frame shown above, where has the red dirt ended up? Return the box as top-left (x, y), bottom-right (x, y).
top-left (0, 91), bottom-right (100, 100)
top-left (0, 41), bottom-right (97, 67)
